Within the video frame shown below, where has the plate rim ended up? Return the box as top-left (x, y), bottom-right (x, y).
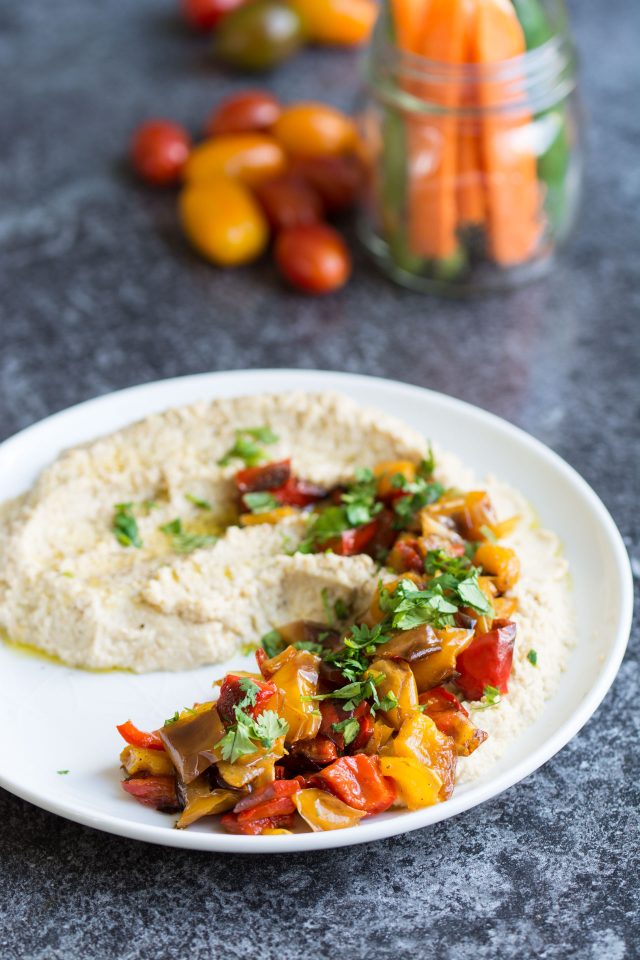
top-left (0, 368), bottom-right (633, 853)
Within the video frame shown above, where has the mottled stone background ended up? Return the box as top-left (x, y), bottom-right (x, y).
top-left (0, 0), bottom-right (638, 957)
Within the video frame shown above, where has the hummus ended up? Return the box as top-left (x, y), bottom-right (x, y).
top-left (0, 391), bottom-right (428, 672)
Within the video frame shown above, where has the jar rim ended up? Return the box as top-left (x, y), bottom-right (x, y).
top-left (366, 13), bottom-right (577, 115)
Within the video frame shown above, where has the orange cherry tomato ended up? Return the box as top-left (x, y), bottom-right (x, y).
top-left (184, 134), bottom-right (287, 187)
top-left (205, 90), bottom-right (282, 137)
top-left (275, 223), bottom-right (351, 294)
top-left (254, 175), bottom-right (324, 231)
top-left (180, 0), bottom-right (247, 31)
top-left (289, 153), bottom-right (363, 214)
top-left (288, 0), bottom-right (377, 46)
top-left (180, 177), bottom-right (269, 266)
top-left (130, 120), bottom-right (191, 186)
top-left (273, 103), bottom-right (357, 157)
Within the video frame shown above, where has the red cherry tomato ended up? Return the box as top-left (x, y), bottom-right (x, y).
top-left (205, 90), bottom-right (282, 137)
top-left (275, 223), bottom-right (351, 294)
top-left (254, 175), bottom-right (324, 232)
top-left (289, 154), bottom-right (363, 214)
top-left (181, 0), bottom-right (247, 32)
top-left (130, 120), bottom-right (191, 186)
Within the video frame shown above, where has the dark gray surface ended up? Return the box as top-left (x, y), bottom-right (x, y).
top-left (1, 0), bottom-right (638, 958)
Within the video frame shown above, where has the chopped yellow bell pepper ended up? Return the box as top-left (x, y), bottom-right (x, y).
top-left (119, 745), bottom-right (174, 778)
top-left (365, 658), bottom-right (419, 729)
top-left (379, 756), bottom-right (443, 809)
top-left (474, 543), bottom-right (521, 593)
top-left (392, 712), bottom-right (457, 800)
top-left (294, 788), bottom-right (366, 831)
top-left (239, 506), bottom-right (297, 526)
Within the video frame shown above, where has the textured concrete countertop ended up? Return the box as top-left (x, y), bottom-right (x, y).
top-left (0, 0), bottom-right (638, 957)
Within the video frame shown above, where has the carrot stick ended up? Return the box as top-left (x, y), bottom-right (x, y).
top-left (406, 0), bottom-right (466, 260)
top-left (457, 117), bottom-right (486, 226)
top-left (470, 0), bottom-right (542, 265)
top-left (391, 0), bottom-right (430, 52)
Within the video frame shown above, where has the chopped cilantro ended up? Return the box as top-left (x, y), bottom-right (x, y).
top-left (237, 677), bottom-right (261, 709)
top-left (164, 711), bottom-right (180, 726)
top-left (334, 597), bottom-right (349, 621)
top-left (294, 640), bottom-right (326, 654)
top-left (261, 629), bottom-right (285, 659)
top-left (186, 493), bottom-right (212, 510)
top-left (113, 502), bottom-right (142, 549)
top-left (323, 622), bottom-right (390, 683)
top-left (332, 718), bottom-right (360, 745)
top-left (244, 491), bottom-right (279, 514)
top-left (215, 706), bottom-right (288, 764)
top-left (217, 426), bottom-right (278, 467)
top-left (297, 469), bottom-right (382, 553)
top-left (321, 587), bottom-right (334, 625)
top-left (476, 685), bottom-right (502, 708)
top-left (527, 649), bottom-right (538, 666)
top-left (160, 518), bottom-right (218, 554)
top-left (392, 475), bottom-right (445, 526)
top-left (56, 770), bottom-right (70, 775)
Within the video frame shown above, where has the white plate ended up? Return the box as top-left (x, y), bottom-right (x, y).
top-left (0, 370), bottom-right (632, 852)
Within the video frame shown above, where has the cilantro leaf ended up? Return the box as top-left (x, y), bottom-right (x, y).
top-left (216, 718), bottom-right (259, 764)
top-left (457, 577), bottom-right (493, 615)
top-left (527, 649), bottom-right (538, 666)
top-left (261, 629), bottom-right (285, 659)
top-left (186, 493), bottom-right (212, 510)
top-left (217, 426), bottom-right (278, 467)
top-left (113, 503), bottom-right (143, 549)
top-left (331, 718), bottom-right (360, 745)
top-left (297, 469), bottom-right (382, 553)
top-left (253, 710), bottom-right (288, 747)
top-left (243, 491), bottom-right (279, 514)
top-left (475, 685), bottom-right (502, 709)
top-left (237, 677), bottom-right (261, 709)
top-left (160, 518), bottom-right (218, 554)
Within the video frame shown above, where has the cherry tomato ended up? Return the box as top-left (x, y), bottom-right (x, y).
top-left (130, 120), bottom-right (191, 186)
top-left (289, 153), bottom-right (363, 214)
top-left (180, 0), bottom-right (247, 31)
top-left (184, 134), bottom-right (287, 188)
top-left (275, 223), bottom-right (351, 294)
top-left (180, 177), bottom-right (269, 266)
top-left (254, 175), bottom-right (324, 231)
top-left (272, 103), bottom-right (357, 157)
top-left (215, 0), bottom-right (306, 71)
top-left (288, 0), bottom-right (377, 46)
top-left (205, 90), bottom-right (282, 137)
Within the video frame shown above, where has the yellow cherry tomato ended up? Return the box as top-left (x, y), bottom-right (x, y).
top-left (180, 178), bottom-right (268, 267)
top-left (184, 134), bottom-right (287, 187)
top-left (273, 103), bottom-right (357, 157)
top-left (288, 0), bottom-right (377, 46)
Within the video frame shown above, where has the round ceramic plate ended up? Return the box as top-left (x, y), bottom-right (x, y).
top-left (0, 370), bottom-right (633, 852)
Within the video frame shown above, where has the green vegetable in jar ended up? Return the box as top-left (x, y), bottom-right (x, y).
top-left (215, 0), bottom-right (307, 71)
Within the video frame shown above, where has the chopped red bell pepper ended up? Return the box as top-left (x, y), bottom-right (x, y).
top-left (317, 754), bottom-right (397, 814)
top-left (233, 778), bottom-right (303, 814)
top-left (116, 720), bottom-right (165, 751)
top-left (350, 702), bottom-right (374, 752)
top-left (121, 776), bottom-right (180, 812)
top-left (220, 812), bottom-right (295, 835)
top-left (323, 520), bottom-right (378, 556)
top-left (364, 508), bottom-right (397, 556)
top-left (272, 475), bottom-right (327, 507)
top-left (419, 686), bottom-right (470, 717)
top-left (455, 620), bottom-right (517, 701)
top-left (235, 459), bottom-right (291, 494)
top-left (389, 537), bottom-right (424, 573)
top-left (216, 674), bottom-right (277, 725)
top-left (291, 735), bottom-right (339, 766)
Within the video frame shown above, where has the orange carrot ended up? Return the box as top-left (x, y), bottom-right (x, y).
top-left (407, 0), bottom-right (466, 260)
top-left (391, 0), bottom-right (430, 52)
top-left (470, 0), bottom-right (542, 264)
top-left (457, 117), bottom-right (486, 227)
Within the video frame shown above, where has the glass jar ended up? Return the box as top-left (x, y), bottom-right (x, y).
top-left (358, 1), bottom-right (583, 294)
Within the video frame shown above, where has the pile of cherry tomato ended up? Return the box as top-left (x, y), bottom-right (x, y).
top-left (130, 91), bottom-right (364, 294)
top-left (181, 0), bottom-right (377, 70)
